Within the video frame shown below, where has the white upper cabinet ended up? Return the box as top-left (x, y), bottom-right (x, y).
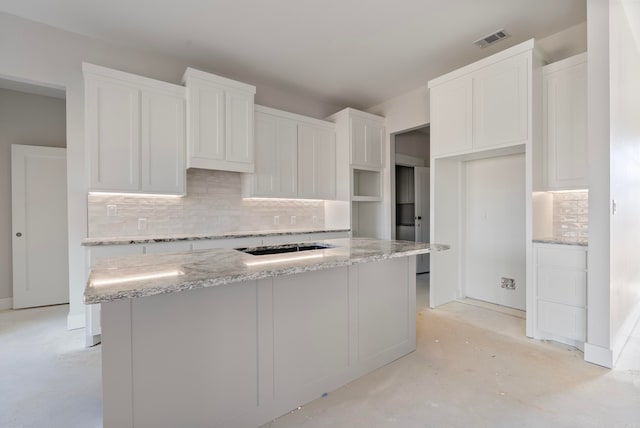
top-left (244, 105), bottom-right (336, 200)
top-left (428, 40), bottom-right (536, 158)
top-left (298, 123), bottom-right (336, 200)
top-left (251, 110), bottom-right (298, 198)
top-left (183, 68), bottom-right (256, 173)
top-left (84, 63), bottom-right (186, 195)
top-left (543, 53), bottom-right (588, 190)
top-left (472, 54), bottom-right (529, 149)
top-left (141, 91), bottom-right (186, 194)
top-left (430, 77), bottom-right (472, 157)
top-left (351, 116), bottom-right (384, 168)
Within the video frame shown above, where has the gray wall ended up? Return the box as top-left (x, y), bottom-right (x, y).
top-left (0, 88), bottom-right (66, 301)
top-left (395, 129), bottom-right (429, 165)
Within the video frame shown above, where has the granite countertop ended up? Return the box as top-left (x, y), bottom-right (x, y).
top-left (82, 228), bottom-right (351, 246)
top-left (84, 238), bottom-right (450, 304)
top-left (533, 237), bottom-right (588, 246)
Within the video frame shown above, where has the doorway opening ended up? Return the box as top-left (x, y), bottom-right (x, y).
top-left (393, 125), bottom-right (430, 274)
top-left (0, 77), bottom-right (68, 311)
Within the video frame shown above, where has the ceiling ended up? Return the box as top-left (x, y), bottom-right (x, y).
top-left (0, 0), bottom-right (586, 109)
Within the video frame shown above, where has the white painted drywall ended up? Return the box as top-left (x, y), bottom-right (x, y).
top-left (585, 0), bottom-right (612, 365)
top-left (0, 88), bottom-right (66, 302)
top-left (537, 22), bottom-right (588, 63)
top-left (464, 154), bottom-right (526, 310)
top-left (609, 0), bottom-right (640, 362)
top-left (0, 12), bottom-right (340, 329)
top-left (585, 0), bottom-right (640, 368)
top-left (395, 129), bottom-right (429, 166)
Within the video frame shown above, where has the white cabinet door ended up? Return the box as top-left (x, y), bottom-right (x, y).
top-left (253, 112), bottom-right (298, 197)
top-left (298, 124), bottom-right (336, 199)
top-left (184, 69), bottom-right (256, 173)
top-left (86, 77), bottom-right (140, 192)
top-left (85, 63), bottom-right (186, 195)
top-left (140, 90), bottom-right (185, 194)
top-left (544, 55), bottom-right (587, 189)
top-left (315, 126), bottom-right (336, 199)
top-left (473, 53), bottom-right (528, 149)
top-left (533, 243), bottom-right (588, 345)
top-left (430, 77), bottom-right (473, 157)
top-left (225, 89), bottom-right (254, 165)
top-left (187, 80), bottom-right (225, 162)
top-left (351, 117), bottom-right (384, 168)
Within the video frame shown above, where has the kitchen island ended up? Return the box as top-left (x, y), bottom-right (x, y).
top-left (86, 238), bottom-right (448, 428)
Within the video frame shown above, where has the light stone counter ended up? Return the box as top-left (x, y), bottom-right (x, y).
top-left (82, 228), bottom-right (351, 246)
top-left (85, 238), bottom-right (449, 304)
top-left (533, 237), bottom-right (588, 246)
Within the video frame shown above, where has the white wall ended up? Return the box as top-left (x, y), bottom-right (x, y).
top-left (395, 129), bottom-right (429, 165)
top-left (464, 154), bottom-right (526, 310)
top-left (536, 22), bottom-right (588, 63)
top-left (0, 88), bottom-right (66, 305)
top-left (0, 12), bottom-right (340, 328)
top-left (609, 0), bottom-right (640, 362)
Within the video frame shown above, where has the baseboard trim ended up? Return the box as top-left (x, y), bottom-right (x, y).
top-left (67, 311), bottom-right (85, 330)
top-left (612, 301), bottom-right (640, 364)
top-left (0, 297), bottom-right (13, 310)
top-left (584, 342), bottom-right (613, 368)
top-left (85, 333), bottom-right (101, 347)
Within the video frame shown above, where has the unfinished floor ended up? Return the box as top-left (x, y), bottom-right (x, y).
top-left (1, 275), bottom-right (639, 428)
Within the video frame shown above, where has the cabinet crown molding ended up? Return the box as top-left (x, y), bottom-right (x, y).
top-left (428, 39), bottom-right (537, 89)
top-left (182, 67), bottom-right (256, 94)
top-left (82, 62), bottom-right (185, 96)
top-left (326, 107), bottom-right (385, 124)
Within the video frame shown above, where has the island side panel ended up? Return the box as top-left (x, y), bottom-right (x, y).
top-left (355, 256), bottom-right (416, 374)
top-left (101, 300), bottom-right (134, 428)
top-left (129, 281), bottom-right (260, 428)
top-left (270, 266), bottom-right (351, 414)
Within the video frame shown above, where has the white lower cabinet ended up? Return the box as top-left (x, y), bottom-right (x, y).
top-left (101, 256), bottom-right (416, 428)
top-left (533, 243), bottom-right (587, 347)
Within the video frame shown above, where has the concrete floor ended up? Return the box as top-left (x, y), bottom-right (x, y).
top-left (2, 275), bottom-right (639, 428)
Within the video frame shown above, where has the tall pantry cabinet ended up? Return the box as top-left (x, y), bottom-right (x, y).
top-left (427, 40), bottom-right (542, 333)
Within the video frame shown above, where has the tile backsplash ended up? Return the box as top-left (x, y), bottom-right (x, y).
top-left (552, 191), bottom-right (589, 239)
top-left (88, 169), bottom-right (325, 238)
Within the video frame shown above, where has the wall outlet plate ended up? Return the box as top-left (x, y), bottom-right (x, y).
top-left (138, 218), bottom-right (147, 231)
top-left (501, 277), bottom-right (516, 290)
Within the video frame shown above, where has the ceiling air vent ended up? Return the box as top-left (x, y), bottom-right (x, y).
top-left (473, 29), bottom-right (510, 48)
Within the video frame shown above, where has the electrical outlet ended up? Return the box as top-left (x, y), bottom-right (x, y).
top-left (107, 205), bottom-right (117, 217)
top-left (138, 218), bottom-right (147, 231)
top-left (501, 277), bottom-right (515, 290)
top-left (290, 215), bottom-right (296, 225)
top-left (274, 216), bottom-right (280, 226)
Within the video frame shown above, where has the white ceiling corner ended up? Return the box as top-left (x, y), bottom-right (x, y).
top-left (0, 0), bottom-right (586, 109)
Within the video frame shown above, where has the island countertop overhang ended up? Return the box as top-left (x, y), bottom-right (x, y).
top-left (84, 238), bottom-right (449, 304)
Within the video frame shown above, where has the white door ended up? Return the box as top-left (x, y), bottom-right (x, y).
top-left (414, 167), bottom-right (430, 273)
top-left (12, 145), bottom-right (68, 309)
